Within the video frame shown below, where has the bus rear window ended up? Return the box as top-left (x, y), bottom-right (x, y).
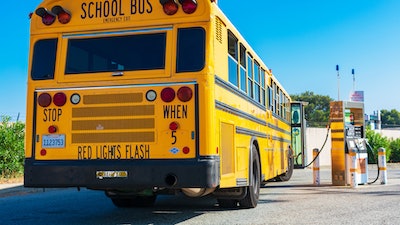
top-left (65, 33), bottom-right (166, 74)
top-left (31, 39), bottom-right (58, 80)
top-left (176, 27), bottom-right (205, 72)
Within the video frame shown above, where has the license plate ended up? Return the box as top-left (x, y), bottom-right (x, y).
top-left (42, 134), bottom-right (66, 148)
top-left (96, 171), bottom-right (128, 179)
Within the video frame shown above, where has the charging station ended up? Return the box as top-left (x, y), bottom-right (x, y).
top-left (330, 101), bottom-right (368, 186)
top-left (291, 102), bottom-right (308, 168)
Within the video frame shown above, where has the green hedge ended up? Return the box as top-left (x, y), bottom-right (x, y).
top-left (366, 128), bottom-right (400, 163)
top-left (0, 116), bottom-right (25, 178)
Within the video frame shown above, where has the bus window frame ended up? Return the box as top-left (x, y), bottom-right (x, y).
top-left (58, 27), bottom-right (174, 83)
top-left (30, 37), bottom-right (59, 81)
top-left (176, 26), bottom-right (206, 73)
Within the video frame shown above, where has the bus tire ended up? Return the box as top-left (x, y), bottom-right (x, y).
top-left (276, 149), bottom-right (294, 182)
top-left (239, 145), bottom-right (260, 208)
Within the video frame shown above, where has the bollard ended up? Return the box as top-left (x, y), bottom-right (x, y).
top-left (313, 148), bottom-right (320, 186)
top-left (349, 148), bottom-right (358, 188)
top-left (378, 147), bottom-right (387, 185)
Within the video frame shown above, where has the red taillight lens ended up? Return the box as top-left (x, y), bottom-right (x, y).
top-left (161, 87), bottom-right (176, 102)
top-left (48, 125), bottom-right (57, 133)
top-left (38, 93), bottom-right (52, 107)
top-left (40, 149), bottom-right (47, 156)
top-left (53, 92), bottom-right (67, 107)
top-left (169, 122), bottom-right (179, 131)
top-left (160, 0), bottom-right (179, 15)
top-left (177, 87), bottom-right (193, 102)
top-left (35, 7), bottom-right (56, 25)
top-left (179, 0), bottom-right (197, 14)
top-left (183, 147), bottom-right (190, 154)
top-left (52, 5), bottom-right (72, 24)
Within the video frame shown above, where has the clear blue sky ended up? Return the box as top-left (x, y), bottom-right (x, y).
top-left (1, 0), bottom-right (399, 121)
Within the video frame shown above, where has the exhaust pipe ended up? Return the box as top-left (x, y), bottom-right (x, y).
top-left (165, 174), bottom-right (178, 187)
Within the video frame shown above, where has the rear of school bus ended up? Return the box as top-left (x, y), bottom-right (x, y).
top-left (24, 0), bottom-right (220, 207)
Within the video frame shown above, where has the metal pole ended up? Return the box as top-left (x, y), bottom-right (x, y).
top-left (336, 65), bottom-right (340, 100)
top-left (313, 148), bottom-right (320, 186)
top-left (378, 147), bottom-right (387, 185)
top-left (350, 148), bottom-right (358, 188)
top-left (352, 69), bottom-right (355, 91)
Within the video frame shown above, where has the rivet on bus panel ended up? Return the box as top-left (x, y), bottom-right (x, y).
top-left (35, 8), bottom-right (56, 25)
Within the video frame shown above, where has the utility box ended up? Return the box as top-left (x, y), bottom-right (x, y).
top-left (330, 101), bottom-right (368, 186)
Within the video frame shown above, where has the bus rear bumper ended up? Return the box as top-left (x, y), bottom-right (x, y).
top-left (24, 157), bottom-right (220, 190)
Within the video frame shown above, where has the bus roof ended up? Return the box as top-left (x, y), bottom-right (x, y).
top-left (31, 0), bottom-right (213, 34)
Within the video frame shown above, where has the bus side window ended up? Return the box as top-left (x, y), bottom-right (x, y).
top-left (247, 54), bottom-right (253, 98)
top-left (31, 39), bottom-right (58, 80)
top-left (227, 30), bottom-right (239, 87)
top-left (261, 69), bottom-right (266, 106)
top-left (239, 43), bottom-right (247, 93)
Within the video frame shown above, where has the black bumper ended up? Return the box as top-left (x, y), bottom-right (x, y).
top-left (24, 156), bottom-right (220, 190)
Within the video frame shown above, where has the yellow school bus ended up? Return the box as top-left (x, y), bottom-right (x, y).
top-left (25, 0), bottom-right (293, 208)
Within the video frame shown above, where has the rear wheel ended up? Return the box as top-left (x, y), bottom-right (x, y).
top-left (276, 148), bottom-right (294, 182)
top-left (239, 145), bottom-right (260, 208)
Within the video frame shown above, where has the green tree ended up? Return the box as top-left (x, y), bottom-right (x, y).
top-left (381, 109), bottom-right (400, 127)
top-left (0, 116), bottom-right (25, 178)
top-left (291, 91), bottom-right (333, 127)
top-left (388, 138), bottom-right (400, 162)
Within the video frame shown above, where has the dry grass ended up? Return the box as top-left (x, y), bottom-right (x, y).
top-left (0, 175), bottom-right (23, 184)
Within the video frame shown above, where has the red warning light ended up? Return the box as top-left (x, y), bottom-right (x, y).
top-left (160, 0), bottom-right (179, 15)
top-left (35, 7), bottom-right (56, 25)
top-left (52, 5), bottom-right (72, 24)
top-left (179, 0), bottom-right (197, 14)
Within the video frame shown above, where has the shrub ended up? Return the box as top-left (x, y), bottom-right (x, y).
top-left (366, 129), bottom-right (390, 164)
top-left (389, 138), bottom-right (400, 162)
top-left (0, 116), bottom-right (25, 178)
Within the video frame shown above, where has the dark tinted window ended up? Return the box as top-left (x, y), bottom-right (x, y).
top-left (66, 33), bottom-right (166, 74)
top-left (31, 39), bottom-right (58, 80)
top-left (176, 27), bottom-right (205, 72)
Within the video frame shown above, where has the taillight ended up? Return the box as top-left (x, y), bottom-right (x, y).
top-left (161, 87), bottom-right (176, 102)
top-left (40, 149), bottom-right (47, 156)
top-left (53, 92), bottom-right (67, 107)
top-left (179, 0), bottom-right (197, 14)
top-left (183, 147), bottom-right (190, 154)
top-left (160, 0), bottom-right (179, 15)
top-left (38, 93), bottom-right (52, 107)
top-left (177, 87), bottom-right (193, 102)
top-left (52, 6), bottom-right (72, 24)
top-left (169, 122), bottom-right (179, 131)
top-left (48, 125), bottom-right (57, 133)
top-left (35, 7), bottom-right (56, 26)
